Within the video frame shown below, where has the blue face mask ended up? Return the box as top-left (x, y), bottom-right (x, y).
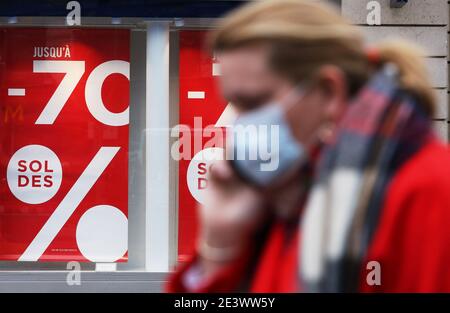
top-left (229, 89), bottom-right (307, 188)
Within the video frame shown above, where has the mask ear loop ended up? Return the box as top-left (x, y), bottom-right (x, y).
top-left (280, 82), bottom-right (308, 115)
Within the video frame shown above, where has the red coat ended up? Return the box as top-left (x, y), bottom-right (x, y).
top-left (166, 139), bottom-right (450, 293)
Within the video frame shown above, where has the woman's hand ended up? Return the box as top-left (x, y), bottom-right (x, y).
top-left (196, 159), bottom-right (267, 276)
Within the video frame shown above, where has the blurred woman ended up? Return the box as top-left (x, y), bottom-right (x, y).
top-left (166, 0), bottom-right (450, 292)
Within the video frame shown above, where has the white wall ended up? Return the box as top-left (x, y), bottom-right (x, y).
top-left (342, 0), bottom-right (449, 141)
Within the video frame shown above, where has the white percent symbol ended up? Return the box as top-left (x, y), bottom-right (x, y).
top-left (18, 147), bottom-right (128, 262)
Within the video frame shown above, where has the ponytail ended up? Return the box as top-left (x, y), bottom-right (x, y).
top-left (373, 40), bottom-right (436, 116)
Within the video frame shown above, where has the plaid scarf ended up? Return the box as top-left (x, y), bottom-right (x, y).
top-left (299, 64), bottom-right (433, 292)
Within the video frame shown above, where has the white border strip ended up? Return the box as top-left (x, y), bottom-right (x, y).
top-left (145, 22), bottom-right (171, 272)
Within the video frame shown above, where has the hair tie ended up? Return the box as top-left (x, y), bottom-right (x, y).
top-left (366, 47), bottom-right (380, 65)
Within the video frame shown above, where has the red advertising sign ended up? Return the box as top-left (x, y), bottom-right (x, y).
top-left (0, 28), bottom-right (129, 262)
top-left (178, 31), bottom-right (230, 261)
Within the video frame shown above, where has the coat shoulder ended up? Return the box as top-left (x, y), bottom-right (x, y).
top-left (389, 139), bottom-right (450, 197)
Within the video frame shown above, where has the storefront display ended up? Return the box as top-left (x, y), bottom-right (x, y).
top-left (0, 28), bottom-right (130, 262)
top-left (0, 5), bottom-right (241, 273)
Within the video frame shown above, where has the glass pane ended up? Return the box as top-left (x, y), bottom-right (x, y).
top-left (178, 30), bottom-right (228, 262)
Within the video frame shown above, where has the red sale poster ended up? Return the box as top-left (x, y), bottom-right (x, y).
top-left (178, 31), bottom-right (230, 262)
top-left (0, 28), bottom-right (129, 262)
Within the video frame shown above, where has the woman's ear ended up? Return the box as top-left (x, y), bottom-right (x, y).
top-left (315, 65), bottom-right (349, 122)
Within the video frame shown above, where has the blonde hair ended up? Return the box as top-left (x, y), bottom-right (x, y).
top-left (209, 0), bottom-right (435, 116)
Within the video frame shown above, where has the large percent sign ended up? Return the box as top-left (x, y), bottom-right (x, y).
top-left (9, 59), bottom-right (130, 262)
